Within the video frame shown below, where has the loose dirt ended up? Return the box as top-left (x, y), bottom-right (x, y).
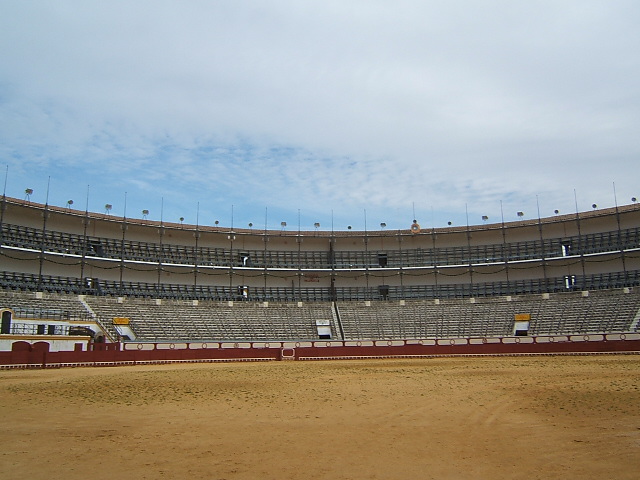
top-left (1, 355), bottom-right (639, 479)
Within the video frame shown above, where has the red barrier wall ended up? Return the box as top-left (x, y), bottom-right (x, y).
top-left (1, 337), bottom-right (639, 368)
top-left (296, 339), bottom-right (640, 359)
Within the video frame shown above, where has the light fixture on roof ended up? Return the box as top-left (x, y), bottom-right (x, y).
top-left (24, 188), bottom-right (33, 201)
top-left (592, 203), bottom-right (597, 209)
top-left (66, 199), bottom-right (74, 209)
top-left (554, 209), bottom-right (560, 215)
top-left (347, 225), bottom-right (352, 230)
top-left (281, 221), bottom-right (287, 230)
top-left (142, 209), bottom-right (149, 219)
top-left (517, 211), bottom-right (524, 218)
top-left (481, 215), bottom-right (489, 222)
top-left (314, 222), bottom-right (320, 230)
top-left (380, 222), bottom-right (386, 229)
top-left (248, 222), bottom-right (253, 230)
top-left (179, 216), bottom-right (184, 225)
top-left (104, 204), bottom-right (112, 214)
top-left (214, 220), bottom-right (219, 226)
top-left (632, 197), bottom-right (637, 203)
top-left (447, 221), bottom-right (452, 226)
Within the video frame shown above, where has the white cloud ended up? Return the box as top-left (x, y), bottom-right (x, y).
top-left (1, 1), bottom-right (639, 230)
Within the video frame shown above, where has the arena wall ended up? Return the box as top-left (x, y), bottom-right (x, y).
top-left (1, 334), bottom-right (639, 368)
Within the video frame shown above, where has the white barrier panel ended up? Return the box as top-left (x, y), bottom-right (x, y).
top-left (344, 341), bottom-right (374, 347)
top-left (252, 342), bottom-right (281, 349)
top-left (313, 341), bottom-right (344, 348)
top-left (437, 338), bottom-right (468, 346)
top-left (157, 343), bottom-right (188, 350)
top-left (374, 340), bottom-right (405, 347)
top-left (283, 341), bottom-right (313, 348)
top-left (605, 333), bottom-right (640, 341)
top-left (569, 335), bottom-right (604, 342)
top-left (502, 337), bottom-right (534, 344)
top-left (221, 342), bottom-right (252, 349)
top-left (587, 334), bottom-right (605, 342)
top-left (189, 342), bottom-right (220, 350)
top-left (404, 339), bottom-right (436, 346)
top-left (125, 343), bottom-right (155, 351)
top-left (467, 337), bottom-right (502, 344)
top-left (535, 335), bottom-right (570, 343)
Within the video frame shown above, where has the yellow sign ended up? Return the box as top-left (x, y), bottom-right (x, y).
top-left (514, 313), bottom-right (531, 321)
top-left (113, 317), bottom-right (130, 325)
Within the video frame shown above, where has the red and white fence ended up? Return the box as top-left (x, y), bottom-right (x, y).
top-left (1, 333), bottom-right (639, 368)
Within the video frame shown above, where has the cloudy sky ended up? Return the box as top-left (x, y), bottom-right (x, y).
top-left (1, 1), bottom-right (638, 231)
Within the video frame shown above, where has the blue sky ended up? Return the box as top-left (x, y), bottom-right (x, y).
top-left (1, 1), bottom-right (639, 231)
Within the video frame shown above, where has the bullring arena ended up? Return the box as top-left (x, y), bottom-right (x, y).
top-left (1, 195), bottom-right (640, 478)
top-left (2, 357), bottom-right (639, 479)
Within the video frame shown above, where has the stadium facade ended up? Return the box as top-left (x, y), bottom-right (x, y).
top-left (1, 195), bottom-right (639, 366)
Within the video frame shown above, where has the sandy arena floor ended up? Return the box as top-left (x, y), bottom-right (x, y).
top-left (1, 355), bottom-right (639, 480)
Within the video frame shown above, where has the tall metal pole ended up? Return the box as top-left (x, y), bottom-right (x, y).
top-left (37, 177), bottom-right (51, 290)
top-left (194, 202), bottom-right (200, 291)
top-left (536, 195), bottom-right (548, 293)
top-left (465, 203), bottom-right (473, 297)
top-left (364, 209), bottom-right (369, 299)
top-left (80, 186), bottom-right (90, 291)
top-left (263, 207), bottom-right (268, 299)
top-left (119, 192), bottom-right (127, 294)
top-left (228, 204), bottom-right (234, 300)
top-left (431, 208), bottom-right (438, 300)
top-left (157, 197), bottom-right (164, 289)
top-left (500, 200), bottom-right (510, 294)
top-left (574, 189), bottom-right (586, 288)
top-left (297, 209), bottom-right (302, 301)
top-left (0, 165), bottom-right (9, 249)
top-left (613, 182), bottom-right (627, 285)
top-left (330, 210), bottom-right (336, 302)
